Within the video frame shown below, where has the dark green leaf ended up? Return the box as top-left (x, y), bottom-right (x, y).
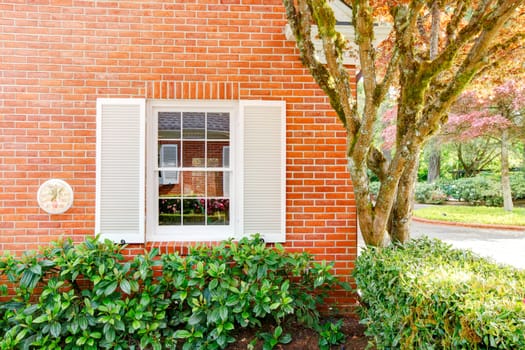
top-left (104, 281), bottom-right (118, 296)
top-left (50, 322), bottom-right (61, 338)
top-left (120, 279), bottom-right (131, 295)
top-left (174, 329), bottom-right (192, 339)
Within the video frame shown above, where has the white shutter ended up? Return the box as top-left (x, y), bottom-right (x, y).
top-left (160, 144), bottom-right (179, 184)
top-left (240, 101), bottom-right (286, 242)
top-left (96, 99), bottom-right (145, 243)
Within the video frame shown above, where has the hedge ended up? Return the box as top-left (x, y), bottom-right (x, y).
top-left (354, 238), bottom-right (525, 349)
top-left (0, 236), bottom-right (348, 350)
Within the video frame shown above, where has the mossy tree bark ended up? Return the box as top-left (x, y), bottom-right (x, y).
top-left (282, 0), bottom-right (524, 246)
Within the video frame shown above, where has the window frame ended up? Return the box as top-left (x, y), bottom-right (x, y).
top-left (146, 100), bottom-right (237, 242)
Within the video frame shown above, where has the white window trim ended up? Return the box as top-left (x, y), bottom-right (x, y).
top-left (146, 100), bottom-right (237, 242)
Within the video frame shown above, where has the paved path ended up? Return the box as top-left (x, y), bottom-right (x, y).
top-left (410, 220), bottom-right (525, 269)
top-left (358, 221), bottom-right (525, 269)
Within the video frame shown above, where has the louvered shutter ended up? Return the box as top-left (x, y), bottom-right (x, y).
top-left (240, 101), bottom-right (286, 242)
top-left (96, 99), bottom-right (145, 243)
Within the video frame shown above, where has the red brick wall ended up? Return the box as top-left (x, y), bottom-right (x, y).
top-left (0, 0), bottom-right (357, 305)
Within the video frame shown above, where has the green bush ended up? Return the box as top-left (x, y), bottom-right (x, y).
top-left (415, 182), bottom-right (448, 204)
top-left (440, 176), bottom-right (503, 206)
top-left (0, 236), bottom-right (348, 350)
top-left (510, 172), bottom-right (525, 200)
top-left (354, 238), bottom-right (525, 349)
top-left (436, 172), bottom-right (525, 206)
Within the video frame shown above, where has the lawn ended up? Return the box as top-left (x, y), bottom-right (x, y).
top-left (413, 205), bottom-right (525, 226)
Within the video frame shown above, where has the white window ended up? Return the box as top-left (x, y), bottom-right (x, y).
top-left (96, 99), bottom-right (285, 243)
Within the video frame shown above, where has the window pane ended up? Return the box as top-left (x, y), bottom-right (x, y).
top-left (158, 112), bottom-right (181, 139)
top-left (158, 142), bottom-right (180, 185)
top-left (207, 112), bottom-right (230, 139)
top-left (155, 108), bottom-right (233, 231)
top-left (183, 112), bottom-right (205, 139)
top-left (183, 198), bottom-right (205, 225)
top-left (158, 198), bottom-right (181, 226)
top-left (207, 171), bottom-right (227, 197)
top-left (159, 168), bottom-right (181, 196)
top-left (207, 141), bottom-right (229, 168)
top-left (182, 141), bottom-right (205, 167)
top-left (182, 171), bottom-right (205, 196)
top-left (207, 199), bottom-right (229, 225)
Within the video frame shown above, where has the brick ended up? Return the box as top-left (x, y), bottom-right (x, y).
top-left (2, 0), bottom-right (357, 303)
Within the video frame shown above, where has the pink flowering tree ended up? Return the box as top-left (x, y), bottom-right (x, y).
top-left (440, 91), bottom-right (510, 178)
top-left (441, 80), bottom-right (525, 210)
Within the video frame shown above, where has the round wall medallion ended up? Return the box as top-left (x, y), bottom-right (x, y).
top-left (37, 179), bottom-right (74, 214)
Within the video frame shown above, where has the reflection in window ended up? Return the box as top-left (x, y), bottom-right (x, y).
top-left (158, 111), bottom-right (230, 227)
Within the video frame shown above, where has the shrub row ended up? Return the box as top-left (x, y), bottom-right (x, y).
top-left (0, 236), bottom-right (348, 350)
top-left (354, 238), bottom-right (525, 349)
top-left (412, 172), bottom-right (525, 206)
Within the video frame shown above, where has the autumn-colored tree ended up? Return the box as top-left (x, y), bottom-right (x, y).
top-left (283, 0), bottom-right (525, 246)
top-left (443, 80), bottom-right (525, 210)
top-left (441, 90), bottom-right (509, 178)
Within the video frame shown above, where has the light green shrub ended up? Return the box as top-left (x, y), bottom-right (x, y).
top-left (415, 182), bottom-right (448, 204)
top-left (510, 172), bottom-right (525, 200)
top-left (440, 176), bottom-right (503, 206)
top-left (354, 238), bottom-right (525, 349)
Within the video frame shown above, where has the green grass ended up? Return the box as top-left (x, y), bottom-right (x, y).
top-left (413, 205), bottom-right (525, 226)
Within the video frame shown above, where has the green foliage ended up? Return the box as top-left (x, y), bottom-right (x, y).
top-left (257, 326), bottom-right (292, 350)
top-left (440, 176), bottom-right (503, 206)
top-left (354, 238), bottom-right (525, 349)
top-left (0, 235), bottom-right (347, 349)
top-left (317, 319), bottom-right (346, 350)
top-left (415, 182), bottom-right (448, 204)
top-left (510, 172), bottom-right (525, 200)
top-left (436, 172), bottom-right (525, 206)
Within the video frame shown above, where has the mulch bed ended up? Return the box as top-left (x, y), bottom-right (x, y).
top-left (226, 316), bottom-right (371, 350)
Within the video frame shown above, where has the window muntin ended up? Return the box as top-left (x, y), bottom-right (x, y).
top-left (157, 111), bottom-right (231, 229)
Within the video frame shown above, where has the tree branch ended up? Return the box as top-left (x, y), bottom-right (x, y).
top-left (418, 0), bottom-right (524, 138)
top-left (282, 0), bottom-right (354, 131)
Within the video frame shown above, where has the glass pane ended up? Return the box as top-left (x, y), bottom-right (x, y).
top-left (207, 199), bottom-right (229, 226)
top-left (207, 141), bottom-right (229, 168)
top-left (159, 178), bottom-right (181, 196)
top-left (183, 198), bottom-right (205, 225)
top-left (207, 112), bottom-right (230, 139)
top-left (158, 198), bottom-right (181, 226)
top-left (158, 112), bottom-right (181, 139)
top-left (182, 171), bottom-right (205, 196)
top-left (183, 112), bottom-right (205, 139)
top-left (182, 141), bottom-right (205, 167)
top-left (207, 171), bottom-right (226, 197)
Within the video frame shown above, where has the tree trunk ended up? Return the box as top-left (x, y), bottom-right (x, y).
top-left (426, 2), bottom-right (441, 184)
top-left (427, 142), bottom-right (441, 183)
top-left (501, 130), bottom-right (513, 211)
top-left (389, 148), bottom-right (421, 243)
top-left (348, 158), bottom-right (388, 247)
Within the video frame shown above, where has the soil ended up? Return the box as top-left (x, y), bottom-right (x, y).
top-left (226, 316), bottom-right (372, 350)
